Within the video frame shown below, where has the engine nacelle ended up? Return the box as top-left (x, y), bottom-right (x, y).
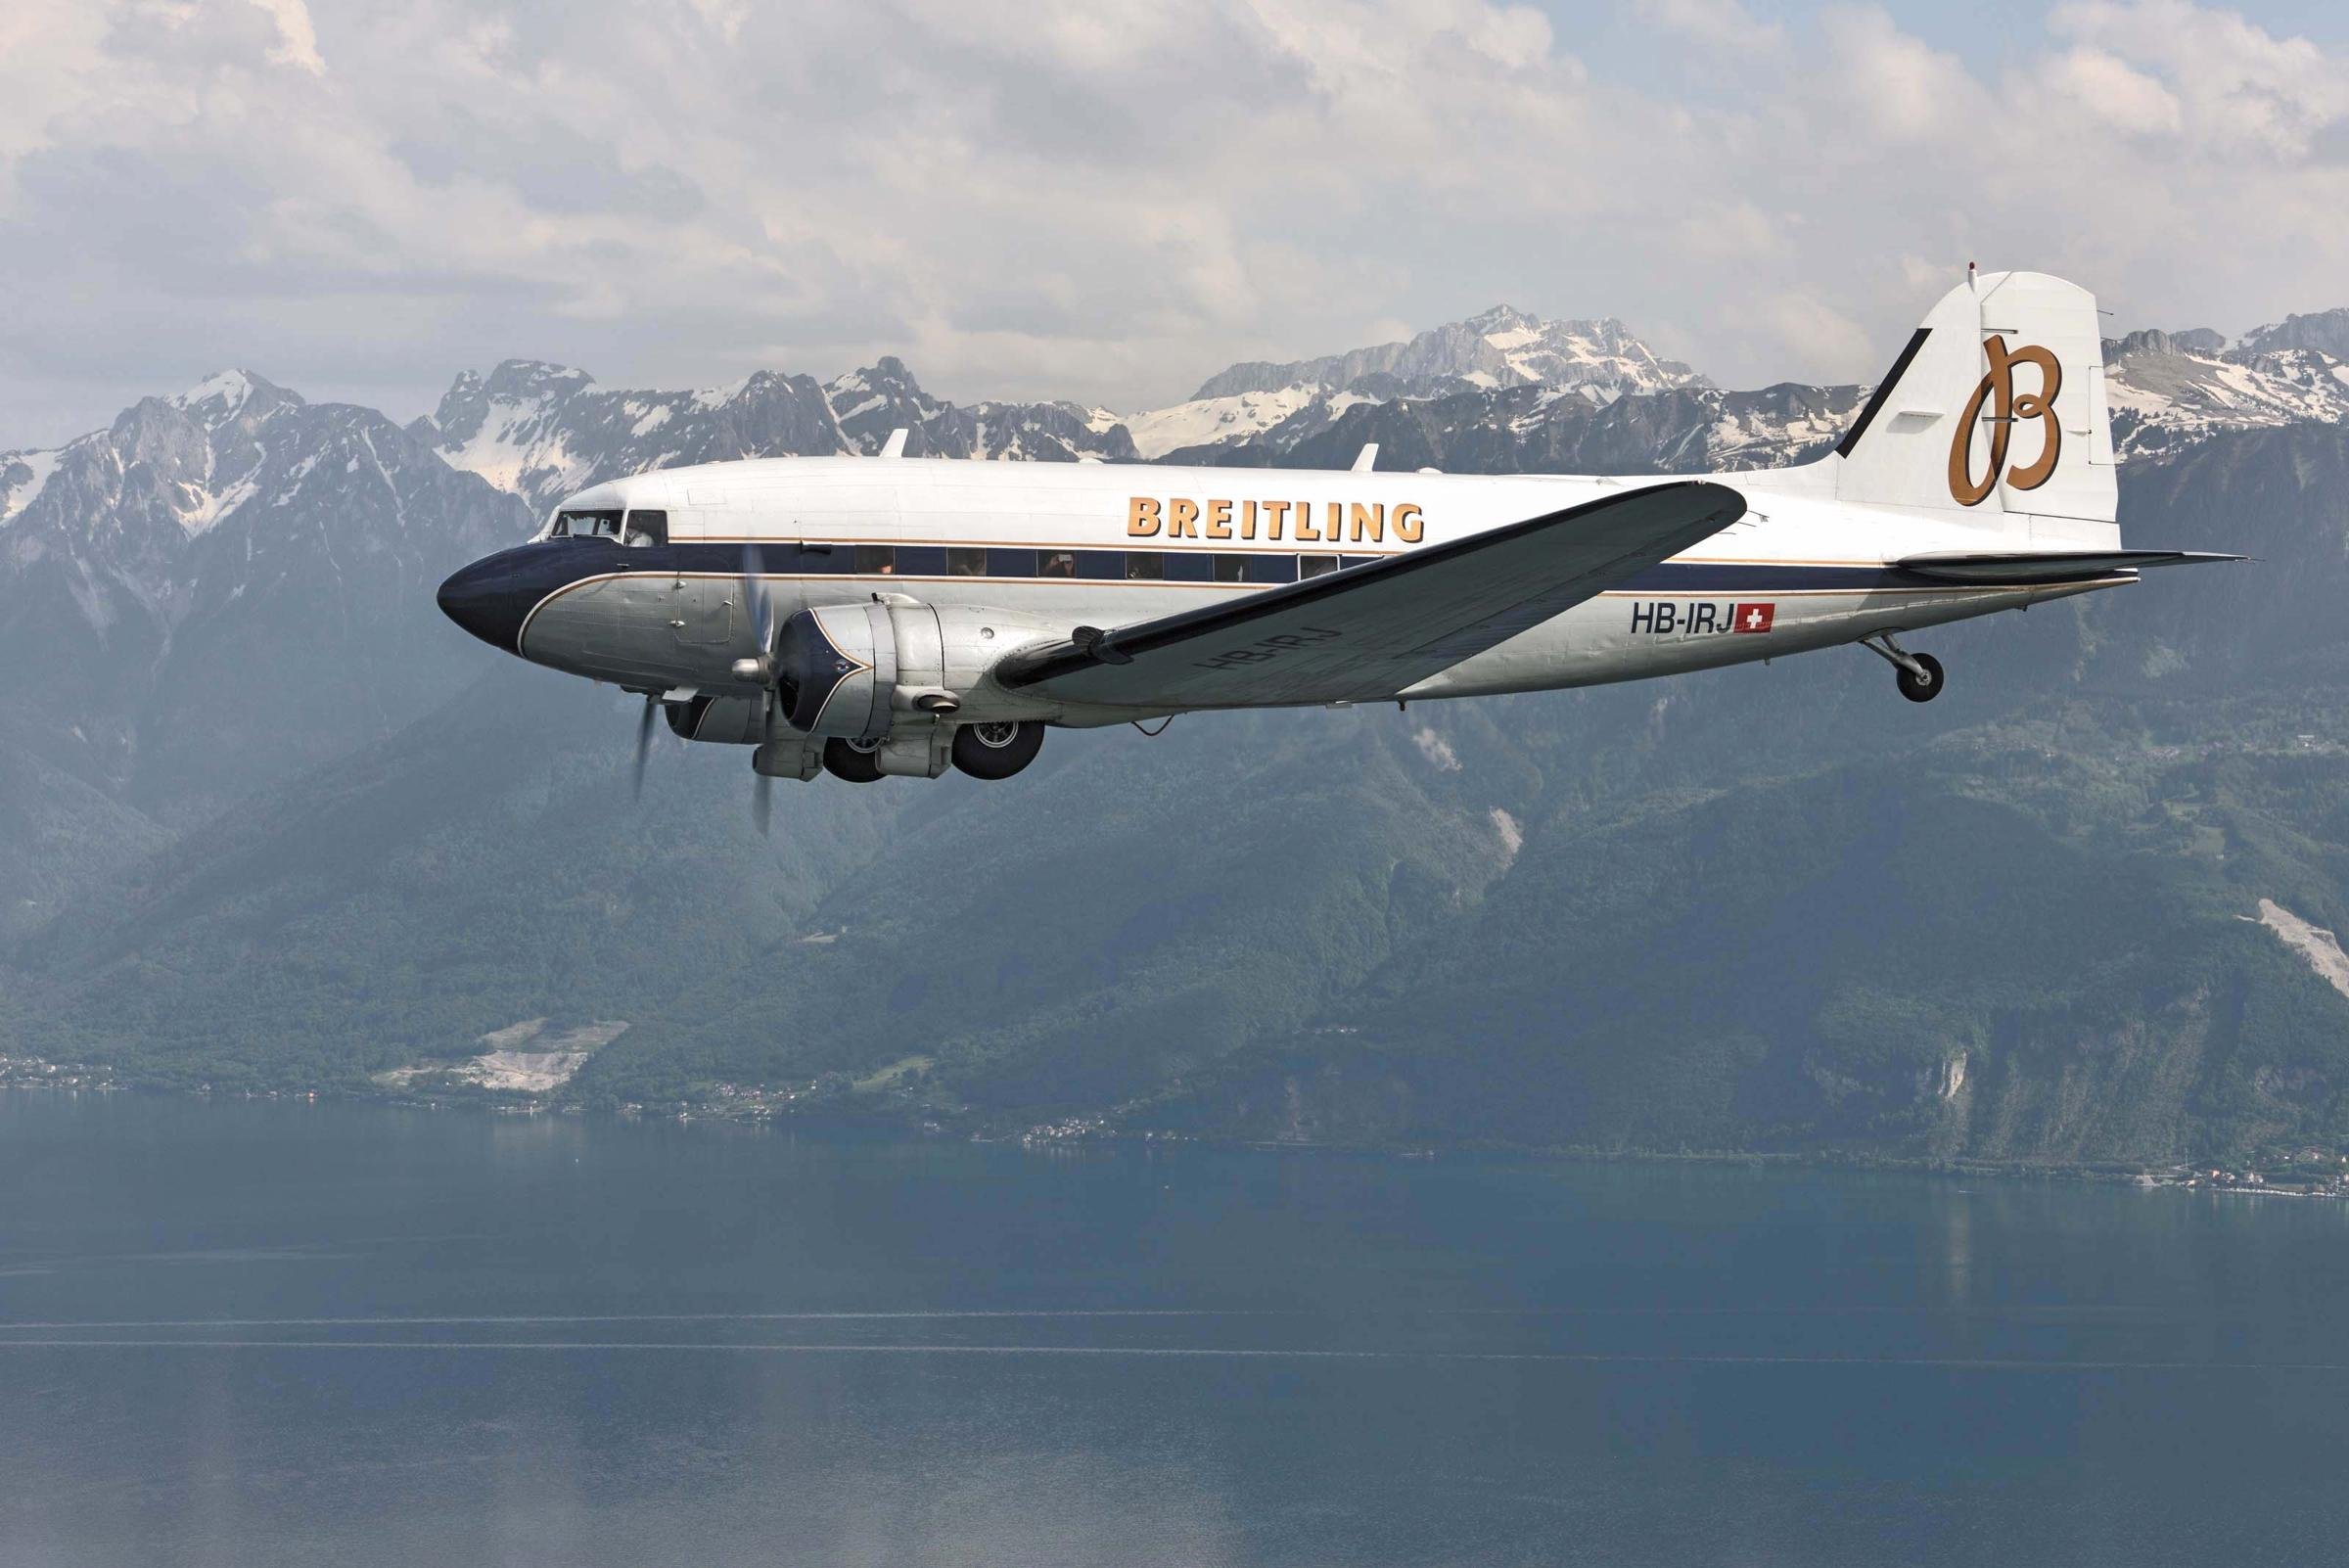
top-left (777, 600), bottom-right (1060, 739)
top-left (666, 694), bottom-right (765, 744)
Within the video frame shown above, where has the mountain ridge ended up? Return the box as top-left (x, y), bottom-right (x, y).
top-left (4, 308), bottom-right (2349, 1164)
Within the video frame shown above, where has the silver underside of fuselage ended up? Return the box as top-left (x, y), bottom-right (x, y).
top-left (514, 566), bottom-right (2121, 729)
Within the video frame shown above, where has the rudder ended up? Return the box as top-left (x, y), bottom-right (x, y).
top-left (1833, 270), bottom-right (2117, 545)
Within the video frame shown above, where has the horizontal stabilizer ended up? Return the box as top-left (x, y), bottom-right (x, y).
top-left (1896, 549), bottom-right (2246, 583)
top-left (995, 481), bottom-right (1748, 710)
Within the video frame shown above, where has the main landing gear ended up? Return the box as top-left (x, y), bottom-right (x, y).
top-left (951, 719), bottom-right (1045, 780)
top-left (815, 721), bottom-right (1047, 783)
top-left (1860, 632), bottom-right (1945, 704)
top-left (822, 736), bottom-right (885, 783)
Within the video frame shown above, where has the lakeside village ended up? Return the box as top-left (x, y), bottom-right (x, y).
top-left (8, 1049), bottom-right (2349, 1190)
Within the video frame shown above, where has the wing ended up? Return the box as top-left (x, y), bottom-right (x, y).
top-left (1896, 549), bottom-right (2247, 582)
top-left (994, 481), bottom-right (1748, 710)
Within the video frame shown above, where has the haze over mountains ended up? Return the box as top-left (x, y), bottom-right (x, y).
top-left (6, 299), bottom-right (2349, 1165)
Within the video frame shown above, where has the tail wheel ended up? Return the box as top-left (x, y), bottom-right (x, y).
top-left (1897, 652), bottom-right (1946, 704)
top-left (821, 736), bottom-right (885, 783)
top-left (951, 719), bottom-right (1044, 780)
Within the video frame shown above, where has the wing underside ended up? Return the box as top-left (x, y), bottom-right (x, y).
top-left (994, 481), bottom-right (1750, 711)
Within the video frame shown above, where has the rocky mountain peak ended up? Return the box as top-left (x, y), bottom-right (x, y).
top-left (2105, 328), bottom-right (2227, 362)
top-left (169, 369), bottom-right (301, 433)
top-left (2241, 307), bottom-right (2349, 360)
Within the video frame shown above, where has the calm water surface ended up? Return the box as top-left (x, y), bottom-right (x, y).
top-left (4, 1091), bottom-right (2348, 1566)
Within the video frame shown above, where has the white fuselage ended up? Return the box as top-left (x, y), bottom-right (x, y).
top-left (520, 453), bottom-right (2124, 724)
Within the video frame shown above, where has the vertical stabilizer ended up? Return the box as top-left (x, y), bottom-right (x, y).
top-left (1833, 271), bottom-right (2117, 545)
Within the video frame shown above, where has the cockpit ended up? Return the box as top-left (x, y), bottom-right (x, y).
top-left (543, 508), bottom-right (668, 547)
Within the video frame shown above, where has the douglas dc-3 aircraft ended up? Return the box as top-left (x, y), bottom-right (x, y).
top-left (437, 270), bottom-right (2234, 826)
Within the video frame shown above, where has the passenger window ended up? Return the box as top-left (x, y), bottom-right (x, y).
top-left (1245, 555), bottom-right (1299, 584)
top-left (1125, 552), bottom-right (1165, 580)
top-left (989, 548), bottom-right (1037, 577)
top-left (854, 544), bottom-right (896, 575)
top-left (1299, 554), bottom-right (1341, 578)
top-left (1039, 551), bottom-right (1078, 578)
top-left (1164, 552), bottom-right (1214, 583)
top-left (947, 547), bottom-right (988, 576)
top-left (1212, 554), bottom-right (1248, 583)
top-left (897, 545), bottom-right (946, 576)
top-left (623, 509), bottom-right (668, 546)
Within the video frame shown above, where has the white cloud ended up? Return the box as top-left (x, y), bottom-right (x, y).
top-left (2042, 47), bottom-right (2183, 136)
top-left (251, 0), bottom-right (324, 73)
top-left (1, 0), bottom-right (2347, 443)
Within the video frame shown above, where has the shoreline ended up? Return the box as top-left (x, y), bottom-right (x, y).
top-left (7, 1076), bottom-right (2343, 1197)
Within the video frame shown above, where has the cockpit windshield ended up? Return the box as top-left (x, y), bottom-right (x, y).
top-left (550, 509), bottom-right (623, 539)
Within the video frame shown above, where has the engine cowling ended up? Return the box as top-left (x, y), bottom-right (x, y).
top-left (777, 602), bottom-right (896, 739)
top-left (776, 600), bottom-right (1060, 739)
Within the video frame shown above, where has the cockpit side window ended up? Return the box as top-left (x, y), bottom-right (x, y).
top-left (623, 510), bottom-right (668, 546)
top-left (553, 509), bottom-right (624, 539)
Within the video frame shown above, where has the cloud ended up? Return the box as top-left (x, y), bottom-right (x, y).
top-left (252, 0), bottom-right (325, 73)
top-left (2042, 47), bottom-right (2184, 136)
top-left (1633, 0), bottom-right (1785, 57)
top-left (1, 0), bottom-right (2348, 445)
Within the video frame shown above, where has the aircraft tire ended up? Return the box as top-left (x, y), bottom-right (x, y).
top-left (1897, 652), bottom-right (1945, 704)
top-left (822, 736), bottom-right (886, 783)
top-left (951, 719), bottom-right (1044, 780)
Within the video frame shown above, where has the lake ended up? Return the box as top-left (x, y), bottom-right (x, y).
top-left (3, 1091), bottom-right (2347, 1566)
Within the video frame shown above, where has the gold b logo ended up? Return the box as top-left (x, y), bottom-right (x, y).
top-left (1948, 335), bottom-right (2062, 506)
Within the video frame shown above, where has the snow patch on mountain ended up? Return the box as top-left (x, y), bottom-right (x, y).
top-left (171, 369), bottom-right (261, 427)
top-left (1123, 387), bottom-right (1325, 460)
top-left (1, 447), bottom-right (63, 525)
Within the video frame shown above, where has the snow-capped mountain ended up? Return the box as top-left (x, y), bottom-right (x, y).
top-left (0, 370), bottom-right (526, 827)
top-left (1220, 379), bottom-right (1863, 480)
top-left (822, 356), bottom-right (1138, 467)
top-left (425, 356), bottom-right (1135, 514)
top-left (1118, 306), bottom-right (1707, 460)
top-left (2102, 329), bottom-right (2349, 461)
top-left (1194, 306), bottom-right (1702, 401)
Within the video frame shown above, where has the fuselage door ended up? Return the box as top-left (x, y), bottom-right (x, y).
top-left (671, 576), bottom-right (734, 645)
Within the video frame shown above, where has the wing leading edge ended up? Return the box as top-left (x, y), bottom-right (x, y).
top-left (994, 480), bottom-right (1749, 711)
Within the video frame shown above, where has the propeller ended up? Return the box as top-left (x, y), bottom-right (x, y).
top-left (742, 542), bottom-right (780, 837)
top-left (631, 694), bottom-right (659, 803)
top-left (741, 541), bottom-right (778, 676)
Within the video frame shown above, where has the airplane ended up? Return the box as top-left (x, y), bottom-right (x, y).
top-left (436, 269), bottom-right (2236, 826)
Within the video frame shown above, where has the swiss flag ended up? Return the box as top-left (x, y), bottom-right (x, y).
top-left (1731, 602), bottom-right (1774, 633)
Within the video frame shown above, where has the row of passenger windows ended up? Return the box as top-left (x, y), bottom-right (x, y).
top-left (759, 543), bottom-right (1378, 584)
top-left (546, 511), bottom-right (1373, 583)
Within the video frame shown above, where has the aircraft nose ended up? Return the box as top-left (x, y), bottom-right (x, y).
top-left (437, 555), bottom-right (530, 653)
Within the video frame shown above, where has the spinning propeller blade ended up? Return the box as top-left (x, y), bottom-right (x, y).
top-left (739, 543), bottom-right (784, 836)
top-left (632, 695), bottom-right (659, 803)
top-left (741, 541), bottom-right (776, 662)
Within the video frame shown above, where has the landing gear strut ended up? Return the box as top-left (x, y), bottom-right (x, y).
top-left (1861, 632), bottom-right (1945, 704)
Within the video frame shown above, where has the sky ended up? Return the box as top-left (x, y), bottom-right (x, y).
top-left (4, 0), bottom-right (2349, 446)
